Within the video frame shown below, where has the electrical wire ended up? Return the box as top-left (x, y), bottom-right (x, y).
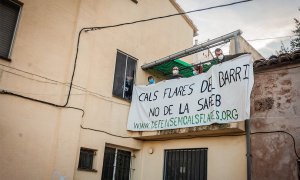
top-left (251, 130), bottom-right (300, 159)
top-left (0, 68), bottom-right (130, 106)
top-left (2, 0), bottom-right (299, 161)
top-left (4, 61), bottom-right (300, 156)
top-left (247, 35), bottom-right (297, 42)
top-left (0, 68), bottom-right (61, 86)
top-left (80, 125), bottom-right (133, 138)
top-left (68, 0), bottom-right (253, 101)
top-left (0, 64), bottom-right (84, 89)
top-left (82, 0), bottom-right (253, 32)
top-left (0, 90), bottom-right (85, 117)
top-left (1, 87), bottom-right (130, 106)
top-left (79, 124), bottom-right (300, 158)
top-left (0, 0), bottom-right (253, 118)
top-left (5, 68), bottom-right (297, 156)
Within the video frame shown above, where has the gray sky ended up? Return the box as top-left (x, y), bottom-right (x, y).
top-left (177, 0), bottom-right (300, 58)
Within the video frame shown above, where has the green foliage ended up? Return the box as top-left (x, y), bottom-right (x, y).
top-left (276, 41), bottom-right (290, 55)
top-left (290, 18), bottom-right (300, 51)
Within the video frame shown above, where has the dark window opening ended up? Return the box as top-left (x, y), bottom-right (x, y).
top-left (112, 50), bottom-right (137, 100)
top-left (131, 0), bottom-right (138, 4)
top-left (0, 0), bottom-right (22, 60)
top-left (101, 147), bottom-right (132, 180)
top-left (163, 148), bottom-right (207, 180)
top-left (78, 147), bottom-right (97, 172)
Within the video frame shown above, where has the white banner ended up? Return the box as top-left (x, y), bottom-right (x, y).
top-left (127, 54), bottom-right (254, 131)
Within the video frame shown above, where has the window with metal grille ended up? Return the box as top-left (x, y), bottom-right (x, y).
top-left (0, 0), bottom-right (22, 60)
top-left (78, 147), bottom-right (97, 172)
top-left (112, 50), bottom-right (137, 100)
top-left (163, 148), bottom-right (207, 180)
top-left (101, 147), bottom-right (132, 180)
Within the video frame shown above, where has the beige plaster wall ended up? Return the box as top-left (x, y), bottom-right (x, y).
top-left (0, 0), bottom-right (196, 180)
top-left (73, 0), bottom-right (195, 179)
top-left (0, 96), bottom-right (82, 180)
top-left (140, 136), bottom-right (247, 180)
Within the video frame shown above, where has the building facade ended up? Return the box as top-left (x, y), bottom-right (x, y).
top-left (251, 53), bottom-right (300, 180)
top-left (0, 0), bottom-right (250, 180)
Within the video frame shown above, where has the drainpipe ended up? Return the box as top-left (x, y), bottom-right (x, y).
top-left (233, 37), bottom-right (251, 180)
top-left (245, 119), bottom-right (252, 180)
top-left (235, 33), bottom-right (251, 179)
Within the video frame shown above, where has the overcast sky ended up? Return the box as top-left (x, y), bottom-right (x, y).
top-left (177, 0), bottom-right (300, 58)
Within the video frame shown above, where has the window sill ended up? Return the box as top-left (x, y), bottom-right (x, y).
top-left (77, 168), bottom-right (98, 173)
top-left (0, 55), bottom-right (12, 62)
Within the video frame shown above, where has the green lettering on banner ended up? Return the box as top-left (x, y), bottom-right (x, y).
top-left (188, 116), bottom-right (192, 125)
top-left (143, 108), bottom-right (241, 130)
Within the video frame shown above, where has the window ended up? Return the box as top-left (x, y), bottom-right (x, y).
top-left (78, 147), bottom-right (97, 172)
top-left (101, 147), bottom-right (132, 180)
top-left (112, 50), bottom-right (137, 100)
top-left (0, 0), bottom-right (22, 60)
top-left (131, 0), bottom-right (138, 4)
top-left (163, 148), bottom-right (207, 180)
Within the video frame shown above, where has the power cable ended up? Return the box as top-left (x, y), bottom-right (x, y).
top-left (80, 125), bottom-right (133, 138)
top-left (0, 0), bottom-right (253, 117)
top-left (79, 123), bottom-right (299, 158)
top-left (1, 87), bottom-right (130, 106)
top-left (82, 0), bottom-right (253, 32)
top-left (2, 1), bottom-right (298, 161)
top-left (251, 130), bottom-right (300, 159)
top-left (0, 90), bottom-right (85, 117)
top-left (247, 35), bottom-right (297, 42)
top-left (0, 64), bottom-right (84, 89)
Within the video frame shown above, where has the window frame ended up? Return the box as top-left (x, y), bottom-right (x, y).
top-left (112, 50), bottom-right (138, 101)
top-left (163, 148), bottom-right (208, 180)
top-left (101, 145), bottom-right (133, 180)
top-left (0, 0), bottom-right (23, 61)
top-left (78, 147), bottom-right (98, 172)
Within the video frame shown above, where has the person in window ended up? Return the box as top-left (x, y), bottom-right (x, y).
top-left (169, 66), bottom-right (183, 79)
top-left (147, 76), bottom-right (155, 85)
top-left (124, 76), bottom-right (133, 99)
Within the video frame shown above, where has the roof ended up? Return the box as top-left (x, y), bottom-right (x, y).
top-left (169, 0), bottom-right (198, 35)
top-left (253, 50), bottom-right (300, 71)
top-left (144, 59), bottom-right (193, 78)
top-left (145, 50), bottom-right (300, 79)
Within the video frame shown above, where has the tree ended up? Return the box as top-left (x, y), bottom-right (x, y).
top-left (290, 18), bottom-right (300, 51)
top-left (276, 41), bottom-right (290, 55)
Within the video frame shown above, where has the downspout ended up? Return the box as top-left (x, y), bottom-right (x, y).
top-left (235, 32), bottom-right (252, 180)
top-left (245, 120), bottom-right (252, 180)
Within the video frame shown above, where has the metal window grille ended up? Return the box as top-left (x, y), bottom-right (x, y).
top-left (163, 148), bottom-right (208, 180)
top-left (0, 0), bottom-right (22, 59)
top-left (101, 147), bottom-right (132, 180)
top-left (78, 148), bottom-right (96, 170)
top-left (112, 50), bottom-right (137, 100)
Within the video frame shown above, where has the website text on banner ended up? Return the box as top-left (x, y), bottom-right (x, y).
top-left (127, 54), bottom-right (254, 131)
